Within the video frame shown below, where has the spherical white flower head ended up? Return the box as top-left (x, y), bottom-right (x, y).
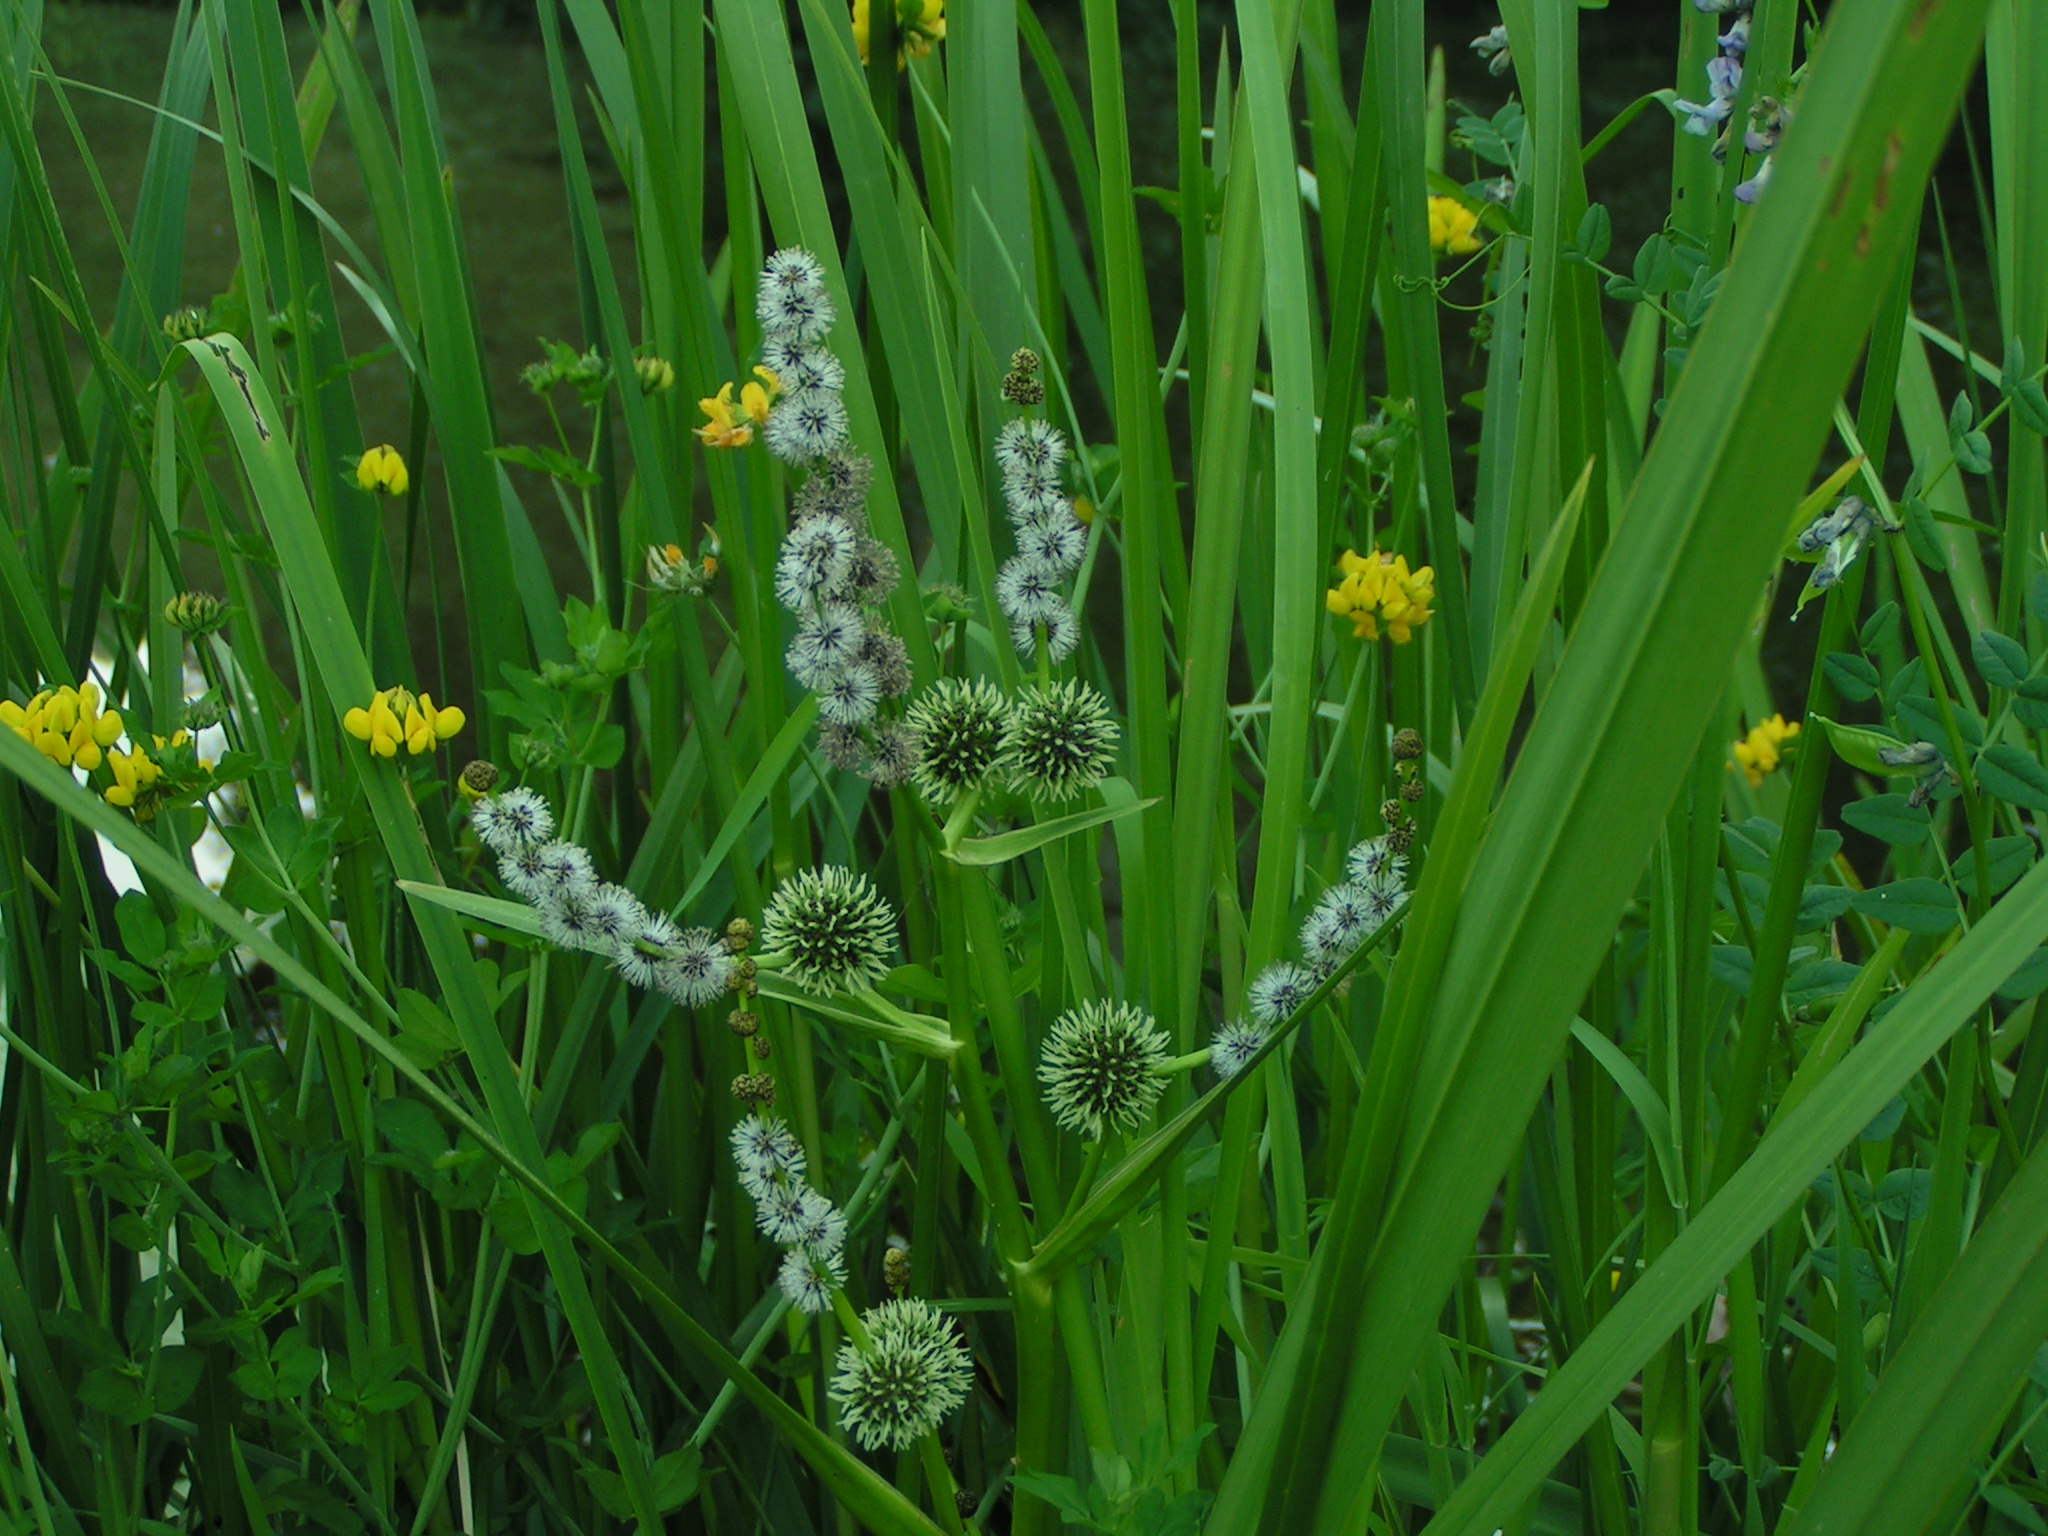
top-left (792, 1185), bottom-right (848, 1256)
top-left (540, 885), bottom-right (610, 954)
top-left (757, 249), bottom-right (834, 343)
top-left (779, 1246), bottom-right (845, 1315)
top-left (1300, 881), bottom-right (1374, 971)
top-left (756, 1178), bottom-right (816, 1245)
top-left (1004, 481), bottom-right (1072, 529)
top-left (471, 787), bottom-right (554, 855)
top-left (1358, 872), bottom-right (1404, 929)
top-left (829, 1299), bottom-right (974, 1452)
top-left (731, 1114), bottom-right (806, 1199)
top-left (761, 866), bottom-right (899, 994)
top-left (994, 418), bottom-right (1069, 478)
top-left (1003, 680), bottom-right (1119, 802)
top-left (1011, 603), bottom-right (1080, 664)
top-left (788, 603), bottom-right (865, 690)
top-left (1015, 510), bottom-right (1086, 575)
top-left (817, 663), bottom-right (884, 727)
top-left (1037, 999), bottom-right (1170, 1140)
top-left (582, 882), bottom-right (650, 953)
top-left (906, 677), bottom-right (1010, 805)
top-left (775, 516), bottom-right (858, 611)
top-left (1210, 1019), bottom-right (1269, 1080)
top-left (996, 555), bottom-right (1064, 626)
top-left (1247, 959), bottom-right (1316, 1025)
top-left (761, 336), bottom-right (847, 394)
top-left (765, 387), bottom-right (850, 465)
top-left (526, 841), bottom-right (598, 903)
top-left (616, 908), bottom-right (684, 988)
top-left (653, 926), bottom-right (737, 1008)
top-left (1345, 836), bottom-right (1407, 888)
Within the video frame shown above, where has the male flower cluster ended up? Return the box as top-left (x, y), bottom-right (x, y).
top-left (342, 686), bottom-right (465, 758)
top-left (994, 380), bottom-right (1089, 664)
top-left (472, 787), bottom-right (739, 1008)
top-left (1326, 548), bottom-right (1436, 643)
top-left (731, 1113), bottom-right (849, 1316)
top-left (1731, 714), bottom-right (1799, 787)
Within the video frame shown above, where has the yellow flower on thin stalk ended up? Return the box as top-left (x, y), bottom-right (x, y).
top-left (1427, 195), bottom-right (1483, 258)
top-left (1, 680), bottom-right (125, 771)
top-left (695, 368), bottom-right (780, 450)
top-left (355, 444), bottom-right (409, 496)
top-left (852, 0), bottom-right (945, 67)
top-left (343, 686), bottom-right (466, 759)
top-left (1731, 714), bottom-right (1800, 788)
top-left (1325, 548), bottom-right (1436, 644)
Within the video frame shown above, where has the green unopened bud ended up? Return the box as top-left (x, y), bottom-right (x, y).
top-left (732, 1072), bottom-right (777, 1108)
top-left (634, 354), bottom-right (676, 393)
top-left (164, 591), bottom-right (228, 636)
top-left (162, 306), bottom-right (209, 342)
top-left (182, 692), bottom-right (227, 731)
top-left (724, 917), bottom-right (756, 952)
top-left (1392, 728), bottom-right (1423, 762)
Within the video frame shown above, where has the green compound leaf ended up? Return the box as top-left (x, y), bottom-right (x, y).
top-left (1840, 793), bottom-right (1931, 845)
top-left (1976, 743), bottom-right (2048, 810)
top-left (1852, 878), bottom-right (1961, 935)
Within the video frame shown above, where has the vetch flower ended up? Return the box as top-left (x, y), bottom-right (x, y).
top-left (1427, 196), bottom-right (1483, 257)
top-left (1038, 999), bottom-right (1171, 1139)
top-left (695, 381), bottom-right (757, 449)
top-left (647, 540), bottom-right (718, 596)
top-left (634, 354), bottom-right (675, 393)
top-left (1471, 23), bottom-right (1511, 75)
top-left (343, 686), bottom-right (465, 758)
top-left (830, 1299), bottom-right (974, 1452)
top-left (1004, 681), bottom-right (1118, 801)
top-left (1731, 714), bottom-right (1800, 787)
top-left (1210, 1020), bottom-right (1269, 1080)
top-left (1325, 548), bottom-right (1436, 644)
top-left (355, 444), bottom-right (409, 496)
top-left (1247, 960), bottom-right (1317, 1025)
top-left (906, 677), bottom-right (1010, 804)
top-left (2, 681), bottom-right (126, 771)
top-left (761, 866), bottom-right (899, 994)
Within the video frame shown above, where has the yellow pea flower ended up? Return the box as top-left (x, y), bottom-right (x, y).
top-left (852, 0), bottom-right (945, 67)
top-left (355, 444), bottom-right (410, 496)
top-left (1326, 549), bottom-right (1435, 644)
top-left (1731, 714), bottom-right (1800, 788)
top-left (1427, 195), bottom-right (1483, 258)
top-left (344, 686), bottom-right (466, 758)
top-left (695, 382), bottom-right (755, 449)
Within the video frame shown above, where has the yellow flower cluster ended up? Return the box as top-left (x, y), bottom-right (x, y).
top-left (2, 682), bottom-right (209, 818)
top-left (1, 681), bottom-right (125, 770)
top-left (1731, 714), bottom-right (1800, 788)
top-left (355, 445), bottom-right (410, 496)
top-left (695, 368), bottom-right (779, 450)
top-left (343, 686), bottom-right (466, 759)
top-left (105, 731), bottom-right (198, 814)
top-left (1427, 196), bottom-right (1483, 258)
top-left (852, 0), bottom-right (945, 67)
top-left (1325, 549), bottom-right (1436, 644)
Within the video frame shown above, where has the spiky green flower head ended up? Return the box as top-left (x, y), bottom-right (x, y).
top-left (761, 866), bottom-right (899, 993)
top-left (906, 677), bottom-right (1009, 805)
top-left (829, 1298), bottom-right (974, 1452)
top-left (1037, 999), bottom-right (1170, 1140)
top-left (1003, 680), bottom-right (1119, 802)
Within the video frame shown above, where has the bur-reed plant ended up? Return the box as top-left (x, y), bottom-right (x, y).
top-left (4, 0), bottom-right (2048, 1531)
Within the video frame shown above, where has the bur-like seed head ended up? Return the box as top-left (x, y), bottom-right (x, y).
top-left (818, 721), bottom-right (869, 772)
top-left (1003, 681), bottom-right (1119, 802)
top-left (829, 1299), bottom-right (974, 1452)
top-left (856, 628), bottom-right (913, 698)
top-left (906, 677), bottom-right (1010, 805)
top-left (761, 866), bottom-right (899, 994)
top-left (840, 537), bottom-right (903, 606)
top-left (1037, 999), bottom-right (1171, 1140)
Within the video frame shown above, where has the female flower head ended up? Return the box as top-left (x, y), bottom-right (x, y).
top-left (761, 866), bottom-right (899, 994)
top-left (1039, 999), bottom-right (1171, 1140)
top-left (906, 677), bottom-right (1010, 805)
top-left (1003, 680), bottom-right (1119, 801)
top-left (829, 1298), bottom-right (973, 1452)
